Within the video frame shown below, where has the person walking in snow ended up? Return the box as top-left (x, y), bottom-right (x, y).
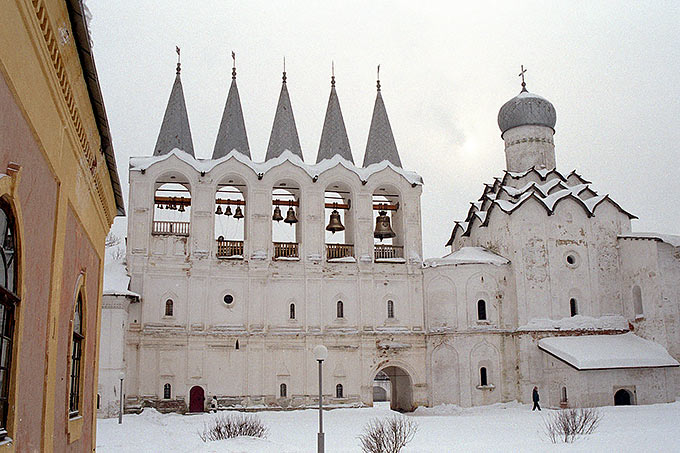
top-left (532, 386), bottom-right (541, 411)
top-left (210, 396), bottom-right (218, 413)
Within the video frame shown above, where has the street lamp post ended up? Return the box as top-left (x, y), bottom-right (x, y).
top-left (313, 345), bottom-right (328, 453)
top-left (118, 371), bottom-right (125, 424)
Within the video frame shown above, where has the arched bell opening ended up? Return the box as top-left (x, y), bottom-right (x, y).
top-left (324, 182), bottom-right (354, 261)
top-left (153, 172), bottom-right (191, 236)
top-left (371, 366), bottom-right (413, 412)
top-left (272, 181), bottom-right (300, 260)
top-left (215, 177), bottom-right (246, 259)
top-left (372, 185), bottom-right (403, 262)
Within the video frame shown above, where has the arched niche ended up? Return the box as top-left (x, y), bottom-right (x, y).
top-left (214, 175), bottom-right (247, 259)
top-left (431, 344), bottom-right (460, 405)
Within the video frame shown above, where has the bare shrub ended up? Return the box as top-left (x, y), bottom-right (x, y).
top-left (543, 407), bottom-right (602, 443)
top-left (105, 232), bottom-right (121, 248)
top-left (359, 415), bottom-right (418, 453)
top-left (198, 413), bottom-right (268, 442)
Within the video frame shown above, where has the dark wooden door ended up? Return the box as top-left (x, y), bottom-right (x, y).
top-left (189, 386), bottom-right (205, 412)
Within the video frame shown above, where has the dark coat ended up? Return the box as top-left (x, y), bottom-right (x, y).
top-left (532, 388), bottom-right (540, 402)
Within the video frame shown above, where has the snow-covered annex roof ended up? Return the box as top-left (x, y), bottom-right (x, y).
top-left (618, 232), bottom-right (680, 248)
top-left (538, 333), bottom-right (679, 370)
top-left (446, 166), bottom-right (636, 246)
top-left (103, 255), bottom-right (139, 299)
top-left (130, 148), bottom-right (423, 186)
top-left (423, 247), bottom-right (509, 268)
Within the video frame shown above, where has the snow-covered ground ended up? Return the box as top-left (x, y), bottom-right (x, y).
top-left (96, 401), bottom-right (680, 452)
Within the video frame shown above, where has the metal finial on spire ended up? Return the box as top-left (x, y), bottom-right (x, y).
top-left (231, 50), bottom-right (236, 80)
top-left (519, 65), bottom-right (527, 92)
top-left (282, 56), bottom-right (287, 83)
top-left (176, 46), bottom-right (181, 74)
top-left (331, 61), bottom-right (335, 87)
top-left (376, 64), bottom-right (381, 91)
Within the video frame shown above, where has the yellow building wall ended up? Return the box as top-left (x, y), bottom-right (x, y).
top-left (0, 0), bottom-right (119, 451)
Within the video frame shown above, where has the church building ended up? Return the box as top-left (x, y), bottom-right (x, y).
top-left (98, 59), bottom-right (679, 417)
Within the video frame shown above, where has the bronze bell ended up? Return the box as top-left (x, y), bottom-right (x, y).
top-left (373, 210), bottom-right (396, 241)
top-left (178, 204), bottom-right (185, 212)
top-left (224, 205), bottom-right (232, 216)
top-left (272, 206), bottom-right (283, 222)
top-left (326, 209), bottom-right (345, 233)
top-left (233, 206), bottom-right (244, 219)
top-left (284, 207), bottom-right (298, 224)
top-left (215, 205), bottom-right (223, 215)
top-left (158, 204), bottom-right (164, 210)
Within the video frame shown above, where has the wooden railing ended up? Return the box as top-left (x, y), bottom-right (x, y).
top-left (326, 243), bottom-right (354, 260)
top-left (274, 242), bottom-right (299, 259)
top-left (216, 240), bottom-right (244, 258)
top-left (152, 220), bottom-right (190, 236)
top-left (374, 244), bottom-right (404, 260)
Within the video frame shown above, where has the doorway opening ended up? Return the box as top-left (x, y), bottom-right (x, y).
top-left (189, 386), bottom-right (205, 412)
top-left (614, 388), bottom-right (633, 406)
top-left (372, 366), bottom-right (413, 412)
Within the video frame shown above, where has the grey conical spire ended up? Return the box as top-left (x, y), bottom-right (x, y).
top-left (316, 73), bottom-right (353, 164)
top-left (363, 77), bottom-right (401, 167)
top-left (154, 59), bottom-right (195, 157)
top-left (213, 58), bottom-right (250, 159)
top-left (265, 70), bottom-right (303, 161)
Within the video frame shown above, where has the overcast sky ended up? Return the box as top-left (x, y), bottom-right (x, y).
top-left (90, 0), bottom-right (680, 259)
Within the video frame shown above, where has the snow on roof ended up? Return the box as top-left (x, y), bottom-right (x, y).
top-left (446, 166), bottom-right (636, 246)
top-left (103, 254), bottom-right (139, 299)
top-left (518, 314), bottom-right (629, 332)
top-left (538, 333), bottom-right (679, 370)
top-left (130, 149), bottom-right (423, 186)
top-left (619, 232), bottom-right (680, 248)
top-left (423, 246), bottom-right (509, 267)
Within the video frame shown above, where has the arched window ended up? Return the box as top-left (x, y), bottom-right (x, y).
top-left (97, 393), bottom-right (101, 409)
top-left (477, 300), bottom-right (487, 321)
top-left (480, 367), bottom-right (488, 386)
top-left (69, 292), bottom-right (84, 417)
top-left (336, 300), bottom-right (344, 318)
top-left (165, 299), bottom-right (174, 317)
top-left (280, 383), bottom-right (287, 398)
top-left (561, 386), bottom-right (568, 403)
top-left (235, 340), bottom-right (239, 350)
top-left (0, 199), bottom-right (18, 435)
top-left (570, 298), bottom-right (578, 317)
top-left (336, 384), bottom-right (344, 398)
top-left (633, 285), bottom-right (643, 316)
top-left (290, 303), bottom-right (296, 320)
top-left (387, 300), bottom-right (394, 319)
top-left (164, 383), bottom-right (171, 399)
top-left (153, 179), bottom-right (191, 236)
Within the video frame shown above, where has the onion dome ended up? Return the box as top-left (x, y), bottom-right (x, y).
top-left (497, 90), bottom-right (556, 135)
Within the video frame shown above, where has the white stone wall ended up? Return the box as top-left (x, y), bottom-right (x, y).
top-left (97, 294), bottom-right (132, 418)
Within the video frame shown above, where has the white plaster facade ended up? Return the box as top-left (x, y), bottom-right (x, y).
top-left (98, 77), bottom-right (680, 417)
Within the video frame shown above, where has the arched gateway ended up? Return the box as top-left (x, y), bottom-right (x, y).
top-left (372, 365), bottom-right (414, 412)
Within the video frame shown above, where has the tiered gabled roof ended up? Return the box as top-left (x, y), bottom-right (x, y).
top-left (316, 76), bottom-right (353, 163)
top-left (363, 81), bottom-right (402, 168)
top-left (265, 72), bottom-right (303, 161)
top-left (154, 64), bottom-right (195, 157)
top-left (213, 66), bottom-right (250, 159)
top-left (446, 166), bottom-right (636, 246)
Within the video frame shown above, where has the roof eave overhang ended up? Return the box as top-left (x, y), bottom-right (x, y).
top-left (67, 0), bottom-right (125, 216)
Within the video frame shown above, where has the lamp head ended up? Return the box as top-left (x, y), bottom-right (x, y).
top-left (313, 344), bottom-right (328, 362)
top-left (119, 371), bottom-right (125, 380)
